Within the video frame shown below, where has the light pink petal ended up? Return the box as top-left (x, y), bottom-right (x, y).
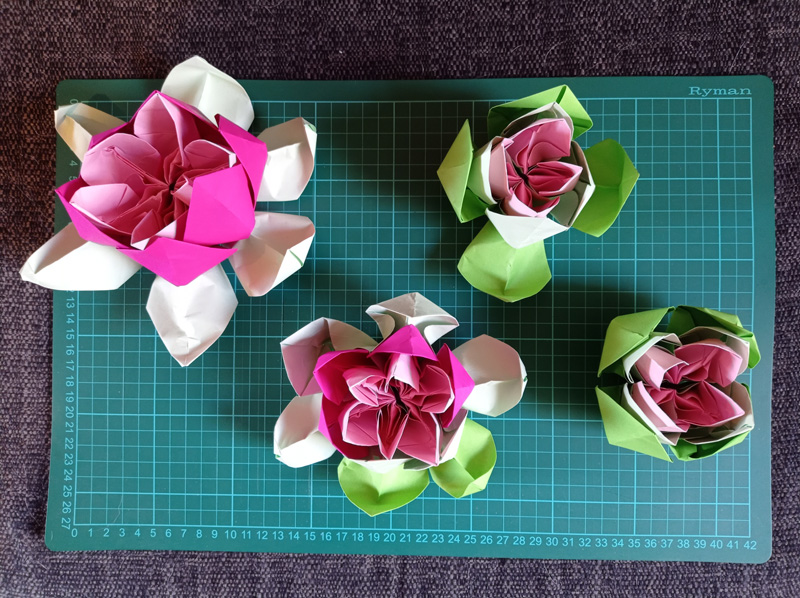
top-left (370, 324), bottom-right (437, 361)
top-left (344, 366), bottom-right (391, 406)
top-left (507, 119), bottom-right (573, 167)
top-left (131, 92), bottom-right (185, 159)
top-left (68, 183), bottom-right (142, 233)
top-left (386, 352), bottom-right (421, 389)
top-left (319, 397), bottom-right (370, 460)
top-left (673, 380), bottom-right (746, 428)
top-left (182, 139), bottom-right (234, 171)
top-left (630, 382), bottom-right (686, 433)
top-left (501, 194), bottom-right (551, 218)
top-left (217, 115), bottom-right (268, 200)
top-left (527, 160), bottom-right (582, 196)
top-left (183, 164), bottom-right (255, 246)
top-left (341, 403), bottom-right (380, 447)
top-left (435, 344), bottom-right (475, 426)
top-left (58, 180), bottom-right (126, 248)
top-left (674, 339), bottom-right (744, 387)
top-left (396, 411), bottom-right (441, 466)
top-left (81, 133), bottom-right (164, 191)
top-left (634, 345), bottom-right (686, 389)
top-left (377, 404), bottom-right (410, 460)
top-left (117, 236), bottom-right (235, 286)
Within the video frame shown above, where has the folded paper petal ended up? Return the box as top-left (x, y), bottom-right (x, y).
top-left (337, 458), bottom-right (429, 517)
top-left (365, 292), bottom-right (458, 343)
top-left (485, 207), bottom-right (569, 248)
top-left (274, 393), bottom-right (337, 468)
top-left (453, 335), bottom-right (527, 417)
top-left (458, 221), bottom-right (551, 302)
top-left (677, 326), bottom-right (750, 376)
top-left (217, 116), bottom-right (269, 200)
top-left (437, 121), bottom-right (487, 222)
top-left (281, 317), bottom-right (378, 397)
top-left (668, 306), bottom-right (761, 368)
top-left (257, 118), bottom-right (317, 202)
top-left (146, 265), bottom-right (238, 366)
top-left (54, 103), bottom-right (125, 161)
top-left (161, 55), bottom-right (255, 130)
top-left (487, 86), bottom-right (593, 140)
top-left (680, 381), bottom-right (754, 446)
top-left (20, 223), bottom-right (141, 290)
top-left (229, 212), bottom-right (315, 297)
top-left (430, 419), bottom-right (496, 498)
top-left (598, 308), bottom-right (673, 376)
top-left (672, 339), bottom-right (744, 387)
top-left (596, 386), bottom-right (672, 461)
top-left (369, 324), bottom-right (437, 361)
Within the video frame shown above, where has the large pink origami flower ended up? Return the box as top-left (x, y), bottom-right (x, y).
top-left (21, 57), bottom-right (318, 366)
top-left (314, 325), bottom-right (474, 466)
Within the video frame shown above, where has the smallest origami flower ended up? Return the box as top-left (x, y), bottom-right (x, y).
top-left (274, 293), bottom-right (527, 515)
top-left (595, 306), bottom-right (760, 461)
top-left (438, 85), bottom-right (639, 302)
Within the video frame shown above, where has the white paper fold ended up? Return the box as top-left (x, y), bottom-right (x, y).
top-left (146, 265), bottom-right (238, 367)
top-left (453, 335), bottom-right (527, 417)
top-left (274, 393), bottom-right (337, 468)
top-left (257, 118), bottom-right (317, 202)
top-left (20, 223), bottom-right (141, 290)
top-left (229, 212), bottom-right (315, 297)
top-left (161, 56), bottom-right (254, 130)
top-left (366, 292), bottom-right (458, 343)
top-left (54, 104), bottom-right (124, 161)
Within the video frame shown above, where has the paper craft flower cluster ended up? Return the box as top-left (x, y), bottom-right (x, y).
top-left (438, 86), bottom-right (639, 302)
top-left (20, 57), bottom-right (318, 366)
top-left (595, 306), bottom-right (760, 461)
top-left (273, 293), bottom-right (527, 515)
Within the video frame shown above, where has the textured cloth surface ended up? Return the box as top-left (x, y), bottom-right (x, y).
top-left (1, 1), bottom-right (798, 596)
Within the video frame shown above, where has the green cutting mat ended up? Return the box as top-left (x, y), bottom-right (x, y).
top-left (46, 77), bottom-right (775, 562)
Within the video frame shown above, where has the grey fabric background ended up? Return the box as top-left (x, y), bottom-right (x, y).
top-left (1, 0), bottom-right (797, 596)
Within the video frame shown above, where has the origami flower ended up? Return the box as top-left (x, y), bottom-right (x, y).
top-left (21, 56), bottom-right (317, 366)
top-left (274, 293), bottom-right (527, 515)
top-left (438, 85), bottom-right (639, 302)
top-left (595, 306), bottom-right (760, 461)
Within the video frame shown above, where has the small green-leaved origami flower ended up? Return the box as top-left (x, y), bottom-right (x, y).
top-left (595, 306), bottom-right (760, 461)
top-left (437, 85), bottom-right (639, 302)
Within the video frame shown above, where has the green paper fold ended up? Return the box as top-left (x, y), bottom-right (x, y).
top-left (487, 85), bottom-right (593, 139)
top-left (667, 305), bottom-right (761, 368)
top-left (572, 139), bottom-right (640, 237)
top-left (337, 458), bottom-right (429, 517)
top-left (436, 120), bottom-right (487, 223)
top-left (597, 307), bottom-right (672, 375)
top-left (670, 433), bottom-right (750, 461)
top-left (458, 221), bottom-right (551, 302)
top-left (430, 419), bottom-right (496, 498)
top-left (596, 386), bottom-right (672, 461)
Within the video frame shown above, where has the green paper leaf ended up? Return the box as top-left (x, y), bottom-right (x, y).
top-left (337, 458), bottom-right (429, 517)
top-left (430, 419), bottom-right (496, 498)
top-left (487, 85), bottom-right (593, 139)
top-left (668, 305), bottom-right (760, 368)
top-left (437, 120), bottom-right (487, 223)
top-left (670, 432), bottom-right (750, 461)
top-left (572, 139), bottom-right (640, 237)
top-left (457, 221), bottom-right (551, 302)
top-left (596, 386), bottom-right (672, 462)
top-left (598, 308), bottom-right (673, 375)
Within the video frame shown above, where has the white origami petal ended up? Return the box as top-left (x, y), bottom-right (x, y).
top-left (439, 409), bottom-right (468, 464)
top-left (621, 332), bottom-right (681, 382)
top-left (229, 212), bottom-right (315, 297)
top-left (257, 118), bottom-right (317, 202)
top-left (500, 101), bottom-right (574, 138)
top-left (365, 292), bottom-right (458, 343)
top-left (281, 317), bottom-right (378, 396)
top-left (20, 223), bottom-right (140, 290)
top-left (468, 139), bottom-right (500, 205)
top-left (486, 208), bottom-right (569, 248)
top-left (161, 56), bottom-right (254, 130)
top-left (549, 142), bottom-right (596, 227)
top-left (620, 384), bottom-right (680, 446)
top-left (54, 104), bottom-right (124, 161)
top-left (454, 335), bottom-right (527, 417)
top-left (274, 393), bottom-right (337, 468)
top-left (147, 265), bottom-right (238, 367)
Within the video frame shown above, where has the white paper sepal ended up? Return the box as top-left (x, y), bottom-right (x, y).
top-left (274, 393), bottom-right (337, 468)
top-left (54, 104), bottom-right (125, 161)
top-left (366, 292), bottom-right (458, 343)
top-left (257, 118), bottom-right (317, 202)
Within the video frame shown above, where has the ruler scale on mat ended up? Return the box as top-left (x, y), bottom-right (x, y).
top-left (46, 77), bottom-right (774, 562)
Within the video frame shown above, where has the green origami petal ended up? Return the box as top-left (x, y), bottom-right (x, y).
top-left (668, 305), bottom-right (760, 368)
top-left (670, 432), bottom-right (750, 461)
top-left (597, 308), bottom-right (673, 375)
top-left (430, 419), bottom-right (497, 498)
top-left (487, 85), bottom-right (593, 139)
top-left (337, 458), bottom-right (429, 517)
top-left (572, 139), bottom-right (640, 237)
top-left (596, 386), bottom-right (672, 462)
top-left (436, 120), bottom-right (487, 223)
top-left (457, 221), bottom-right (551, 302)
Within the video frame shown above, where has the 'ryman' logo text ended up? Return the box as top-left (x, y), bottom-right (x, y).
top-left (689, 87), bottom-right (751, 97)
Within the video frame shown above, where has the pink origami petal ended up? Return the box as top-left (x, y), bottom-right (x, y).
top-left (386, 352), bottom-right (421, 389)
top-left (396, 411), bottom-right (441, 466)
top-left (68, 183), bottom-right (143, 236)
top-left (319, 398), bottom-right (370, 460)
top-left (507, 119), bottom-right (572, 167)
top-left (341, 403), bottom-right (380, 447)
top-left (435, 344), bottom-right (475, 427)
top-left (217, 115), bottom-right (268, 200)
top-left (183, 164), bottom-right (255, 246)
top-left (369, 324), bottom-right (437, 361)
top-left (131, 92), bottom-right (185, 159)
top-left (58, 181), bottom-right (126, 248)
top-left (674, 339), bottom-right (744, 387)
top-left (314, 349), bottom-right (372, 405)
top-left (630, 382), bottom-right (686, 433)
top-left (527, 161), bottom-right (582, 197)
top-left (118, 236), bottom-right (235, 286)
top-left (403, 365), bottom-right (453, 415)
top-left (377, 403), bottom-right (410, 460)
top-left (673, 381), bottom-right (746, 428)
top-left (344, 366), bottom-right (392, 406)
top-left (82, 133), bottom-right (164, 190)
top-left (182, 139), bottom-right (234, 171)
top-left (634, 345), bottom-right (686, 389)
top-left (501, 194), bottom-right (550, 218)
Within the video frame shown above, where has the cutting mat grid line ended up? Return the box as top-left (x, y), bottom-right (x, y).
top-left (47, 78), bottom-right (772, 561)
